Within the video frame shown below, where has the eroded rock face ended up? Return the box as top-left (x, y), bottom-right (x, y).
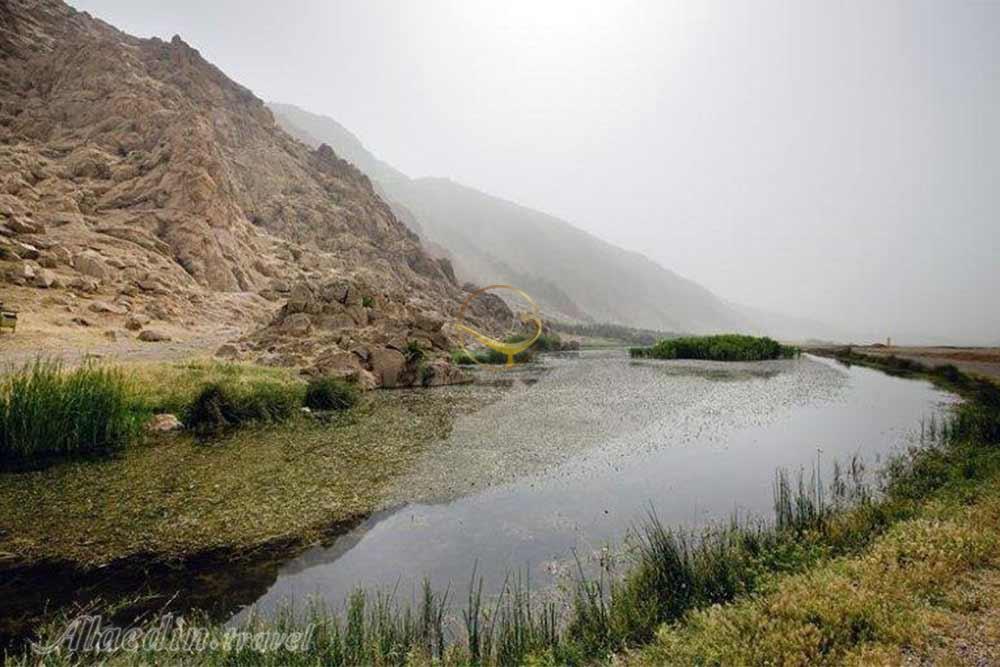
top-left (0, 0), bottom-right (505, 389)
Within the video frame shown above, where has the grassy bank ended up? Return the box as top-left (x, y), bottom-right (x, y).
top-left (10, 353), bottom-right (1000, 665)
top-left (630, 334), bottom-right (799, 362)
top-left (0, 359), bottom-right (360, 468)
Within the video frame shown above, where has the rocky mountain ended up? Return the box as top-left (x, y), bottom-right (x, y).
top-left (270, 103), bottom-right (753, 333)
top-left (0, 0), bottom-right (484, 387)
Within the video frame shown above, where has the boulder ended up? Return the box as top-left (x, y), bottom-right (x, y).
top-left (69, 276), bottom-right (100, 293)
top-left (89, 300), bottom-right (127, 315)
top-left (51, 246), bottom-right (74, 266)
top-left (138, 328), bottom-right (171, 342)
top-left (7, 217), bottom-right (43, 235)
top-left (137, 275), bottom-right (166, 293)
top-left (285, 281), bottom-right (316, 314)
top-left (313, 350), bottom-right (362, 380)
top-left (12, 241), bottom-right (39, 260)
top-left (33, 268), bottom-right (58, 288)
top-left (368, 347), bottom-right (406, 388)
top-left (356, 369), bottom-right (378, 391)
top-left (282, 312), bottom-right (313, 336)
top-left (320, 279), bottom-right (351, 304)
top-left (420, 359), bottom-right (473, 387)
top-left (124, 313), bottom-right (149, 330)
top-left (147, 413), bottom-right (183, 432)
top-left (215, 343), bottom-right (241, 359)
top-left (74, 251), bottom-right (109, 282)
top-left (414, 313), bottom-right (445, 333)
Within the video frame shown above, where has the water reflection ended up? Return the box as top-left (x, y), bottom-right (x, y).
top-left (238, 352), bottom-right (956, 619)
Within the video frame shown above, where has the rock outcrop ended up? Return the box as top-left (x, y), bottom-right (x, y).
top-left (0, 0), bottom-right (495, 387)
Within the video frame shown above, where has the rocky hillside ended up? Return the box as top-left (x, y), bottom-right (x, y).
top-left (270, 103), bottom-right (753, 333)
top-left (0, 0), bottom-right (484, 387)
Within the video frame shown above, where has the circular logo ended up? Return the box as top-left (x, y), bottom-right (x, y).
top-left (455, 285), bottom-right (542, 368)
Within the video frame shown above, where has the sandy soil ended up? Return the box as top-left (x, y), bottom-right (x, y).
top-left (0, 286), bottom-right (265, 367)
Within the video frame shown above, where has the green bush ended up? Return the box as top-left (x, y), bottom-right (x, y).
top-left (304, 377), bottom-right (359, 411)
top-left (451, 349), bottom-right (477, 365)
top-left (0, 360), bottom-right (144, 467)
top-left (630, 334), bottom-right (798, 361)
top-left (185, 380), bottom-right (302, 434)
top-left (404, 340), bottom-right (425, 363)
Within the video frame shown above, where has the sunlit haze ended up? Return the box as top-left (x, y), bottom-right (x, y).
top-left (73, 0), bottom-right (1000, 344)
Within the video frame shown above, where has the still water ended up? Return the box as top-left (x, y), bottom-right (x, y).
top-left (238, 351), bottom-right (955, 618)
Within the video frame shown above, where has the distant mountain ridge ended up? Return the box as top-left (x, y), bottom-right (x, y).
top-left (269, 103), bottom-right (754, 333)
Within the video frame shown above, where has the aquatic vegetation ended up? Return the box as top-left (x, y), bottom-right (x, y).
top-left (304, 377), bottom-right (359, 411)
top-left (630, 334), bottom-right (799, 361)
top-left (0, 359), bottom-right (144, 468)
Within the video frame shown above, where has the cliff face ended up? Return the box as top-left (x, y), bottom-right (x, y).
top-left (0, 0), bottom-right (448, 291)
top-left (0, 0), bottom-right (474, 386)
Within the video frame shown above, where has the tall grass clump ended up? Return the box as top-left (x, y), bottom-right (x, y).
top-left (0, 360), bottom-right (143, 468)
top-left (630, 334), bottom-right (798, 361)
top-left (185, 380), bottom-right (303, 435)
top-left (304, 377), bottom-right (359, 411)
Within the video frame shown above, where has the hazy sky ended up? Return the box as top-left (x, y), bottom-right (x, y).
top-left (73, 0), bottom-right (999, 343)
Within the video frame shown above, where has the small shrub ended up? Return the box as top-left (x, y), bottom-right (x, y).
top-left (451, 349), bottom-right (477, 366)
top-left (185, 380), bottom-right (302, 434)
top-left (362, 295), bottom-right (374, 308)
top-left (932, 363), bottom-right (965, 385)
top-left (304, 377), bottom-right (359, 411)
top-left (404, 340), bottom-right (425, 363)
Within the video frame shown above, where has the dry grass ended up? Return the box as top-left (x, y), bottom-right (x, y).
top-left (624, 480), bottom-right (1000, 666)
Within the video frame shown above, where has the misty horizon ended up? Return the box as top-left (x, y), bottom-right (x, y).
top-left (71, 0), bottom-right (1000, 345)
